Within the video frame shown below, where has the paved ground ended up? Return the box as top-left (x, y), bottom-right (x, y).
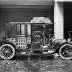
top-left (0, 55), bottom-right (72, 72)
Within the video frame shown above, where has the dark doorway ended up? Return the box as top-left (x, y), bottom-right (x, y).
top-left (64, 2), bottom-right (72, 39)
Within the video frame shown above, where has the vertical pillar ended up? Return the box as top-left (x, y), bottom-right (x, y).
top-left (54, 2), bottom-right (64, 39)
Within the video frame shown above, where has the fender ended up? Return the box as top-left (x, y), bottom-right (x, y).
top-left (0, 41), bottom-right (16, 49)
top-left (54, 42), bottom-right (68, 53)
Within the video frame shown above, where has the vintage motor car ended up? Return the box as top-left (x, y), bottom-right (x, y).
top-left (0, 17), bottom-right (72, 60)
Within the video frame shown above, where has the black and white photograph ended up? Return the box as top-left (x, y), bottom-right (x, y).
top-left (0, 0), bottom-right (72, 72)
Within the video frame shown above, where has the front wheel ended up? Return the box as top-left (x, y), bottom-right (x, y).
top-left (0, 44), bottom-right (15, 60)
top-left (59, 44), bottom-right (72, 59)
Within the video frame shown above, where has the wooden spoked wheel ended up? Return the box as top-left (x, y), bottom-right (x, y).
top-left (0, 44), bottom-right (15, 60)
top-left (59, 44), bottom-right (72, 59)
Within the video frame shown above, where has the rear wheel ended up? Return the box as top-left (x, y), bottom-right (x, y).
top-left (59, 44), bottom-right (72, 59)
top-left (0, 44), bottom-right (15, 60)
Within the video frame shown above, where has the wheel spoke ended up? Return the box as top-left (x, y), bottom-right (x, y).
top-left (0, 44), bottom-right (15, 59)
top-left (59, 44), bottom-right (72, 59)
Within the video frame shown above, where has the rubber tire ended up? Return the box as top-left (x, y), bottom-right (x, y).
top-left (0, 44), bottom-right (15, 60)
top-left (59, 44), bottom-right (72, 59)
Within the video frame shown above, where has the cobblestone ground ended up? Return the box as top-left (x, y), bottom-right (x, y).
top-left (0, 55), bottom-right (72, 72)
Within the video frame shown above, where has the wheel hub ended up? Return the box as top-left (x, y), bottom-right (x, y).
top-left (0, 44), bottom-right (15, 60)
top-left (59, 44), bottom-right (72, 59)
